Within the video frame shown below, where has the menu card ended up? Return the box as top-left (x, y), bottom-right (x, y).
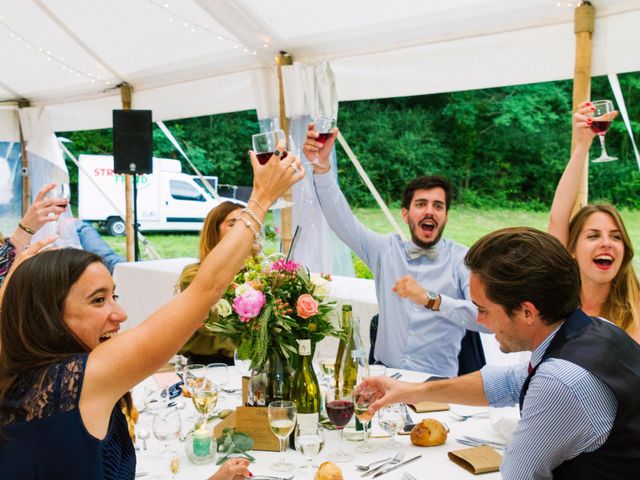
top-left (408, 401), bottom-right (450, 413)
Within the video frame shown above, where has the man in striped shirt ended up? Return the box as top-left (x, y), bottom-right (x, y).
top-left (361, 227), bottom-right (640, 479)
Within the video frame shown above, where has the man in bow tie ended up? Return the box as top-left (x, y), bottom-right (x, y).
top-left (303, 125), bottom-right (488, 377)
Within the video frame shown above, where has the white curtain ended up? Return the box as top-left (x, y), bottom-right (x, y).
top-left (252, 62), bottom-right (354, 276)
top-left (18, 107), bottom-right (80, 248)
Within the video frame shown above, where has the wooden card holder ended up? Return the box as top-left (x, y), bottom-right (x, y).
top-left (213, 406), bottom-right (280, 452)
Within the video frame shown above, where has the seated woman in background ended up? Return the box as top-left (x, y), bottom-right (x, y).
top-left (0, 149), bottom-right (302, 479)
top-left (178, 201), bottom-right (246, 365)
top-left (0, 183), bottom-right (67, 287)
top-left (549, 101), bottom-right (640, 342)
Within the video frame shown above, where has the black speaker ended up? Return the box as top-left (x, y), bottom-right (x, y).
top-left (113, 109), bottom-right (153, 174)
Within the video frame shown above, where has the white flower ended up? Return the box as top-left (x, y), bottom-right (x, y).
top-left (215, 298), bottom-right (232, 318)
top-left (310, 273), bottom-right (331, 298)
top-left (235, 283), bottom-right (254, 298)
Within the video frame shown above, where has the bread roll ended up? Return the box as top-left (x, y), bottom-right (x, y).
top-left (410, 418), bottom-right (448, 446)
top-left (314, 461), bottom-right (343, 480)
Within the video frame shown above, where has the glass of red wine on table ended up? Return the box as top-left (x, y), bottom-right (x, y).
top-left (251, 129), bottom-right (293, 209)
top-left (590, 99), bottom-right (618, 163)
top-left (325, 387), bottom-right (355, 462)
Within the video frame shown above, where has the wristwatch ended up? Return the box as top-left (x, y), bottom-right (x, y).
top-left (425, 290), bottom-right (441, 311)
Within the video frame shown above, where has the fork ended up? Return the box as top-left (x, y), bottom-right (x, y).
top-left (361, 451), bottom-right (405, 477)
top-left (449, 410), bottom-right (489, 421)
top-left (402, 473), bottom-right (418, 480)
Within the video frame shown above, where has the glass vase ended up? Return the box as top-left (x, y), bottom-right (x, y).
top-left (247, 348), bottom-right (292, 406)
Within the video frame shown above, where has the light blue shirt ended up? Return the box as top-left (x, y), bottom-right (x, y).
top-left (313, 172), bottom-right (486, 377)
top-left (481, 326), bottom-right (617, 480)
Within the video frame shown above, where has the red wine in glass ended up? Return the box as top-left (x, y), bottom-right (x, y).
top-left (591, 120), bottom-right (611, 135)
top-left (256, 151), bottom-right (288, 165)
top-left (325, 400), bottom-right (354, 429)
top-left (316, 132), bottom-right (333, 146)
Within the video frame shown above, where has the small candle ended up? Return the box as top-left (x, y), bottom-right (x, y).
top-left (192, 427), bottom-right (211, 457)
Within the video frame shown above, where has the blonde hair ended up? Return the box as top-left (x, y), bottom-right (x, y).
top-left (568, 204), bottom-right (640, 332)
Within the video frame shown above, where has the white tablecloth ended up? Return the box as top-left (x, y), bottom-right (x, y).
top-left (134, 368), bottom-right (506, 479)
top-left (113, 259), bottom-right (529, 366)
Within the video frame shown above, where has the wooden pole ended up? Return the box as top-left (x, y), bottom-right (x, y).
top-left (120, 83), bottom-right (135, 262)
top-left (17, 99), bottom-right (31, 216)
top-left (275, 51), bottom-right (294, 255)
top-left (572, 1), bottom-right (595, 214)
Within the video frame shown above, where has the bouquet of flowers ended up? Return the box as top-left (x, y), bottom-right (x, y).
top-left (205, 255), bottom-right (342, 369)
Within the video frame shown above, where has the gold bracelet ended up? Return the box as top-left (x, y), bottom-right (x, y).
top-left (18, 222), bottom-right (35, 235)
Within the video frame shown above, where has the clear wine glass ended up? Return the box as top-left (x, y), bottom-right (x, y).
top-left (152, 407), bottom-right (182, 458)
top-left (182, 364), bottom-right (206, 422)
top-left (294, 422), bottom-right (325, 475)
top-left (268, 400), bottom-right (298, 472)
top-left (252, 129), bottom-right (293, 209)
top-left (206, 362), bottom-right (229, 392)
top-left (324, 387), bottom-right (355, 462)
top-left (310, 115), bottom-right (337, 165)
top-left (377, 403), bottom-right (406, 449)
top-left (353, 387), bottom-right (377, 453)
top-left (590, 99), bottom-right (618, 163)
top-left (45, 183), bottom-right (73, 247)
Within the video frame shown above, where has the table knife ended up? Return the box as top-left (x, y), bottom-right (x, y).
top-left (372, 455), bottom-right (422, 478)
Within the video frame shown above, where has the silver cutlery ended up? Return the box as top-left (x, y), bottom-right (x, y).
top-left (137, 428), bottom-right (150, 451)
top-left (449, 410), bottom-right (489, 421)
top-left (463, 435), bottom-right (507, 448)
top-left (456, 437), bottom-right (505, 450)
top-left (361, 451), bottom-right (405, 477)
top-left (402, 472), bottom-right (418, 480)
top-left (389, 372), bottom-right (402, 380)
top-left (372, 454), bottom-right (422, 478)
top-left (356, 456), bottom-right (393, 471)
top-left (251, 476), bottom-right (295, 480)
top-left (401, 403), bottom-right (414, 425)
top-left (135, 473), bottom-right (149, 478)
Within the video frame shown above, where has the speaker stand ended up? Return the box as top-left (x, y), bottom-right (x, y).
top-left (133, 173), bottom-right (141, 261)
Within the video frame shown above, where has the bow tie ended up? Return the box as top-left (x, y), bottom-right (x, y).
top-left (407, 245), bottom-right (438, 260)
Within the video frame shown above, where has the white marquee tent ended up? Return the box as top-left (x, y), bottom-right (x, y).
top-left (1, 0), bottom-right (640, 273)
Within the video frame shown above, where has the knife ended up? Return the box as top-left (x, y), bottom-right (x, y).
top-left (372, 455), bottom-right (422, 478)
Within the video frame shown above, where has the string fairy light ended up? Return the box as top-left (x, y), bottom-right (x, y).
top-left (0, 18), bottom-right (113, 86)
top-left (143, 0), bottom-right (263, 55)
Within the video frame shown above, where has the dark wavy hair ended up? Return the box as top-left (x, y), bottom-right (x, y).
top-left (401, 175), bottom-right (452, 211)
top-left (465, 227), bottom-right (581, 324)
top-left (0, 249), bottom-right (133, 424)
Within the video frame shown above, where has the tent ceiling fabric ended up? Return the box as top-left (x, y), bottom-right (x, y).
top-left (1, 0), bottom-right (639, 131)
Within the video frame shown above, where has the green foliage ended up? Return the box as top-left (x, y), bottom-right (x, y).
top-left (60, 72), bottom-right (640, 210)
top-left (216, 428), bottom-right (255, 465)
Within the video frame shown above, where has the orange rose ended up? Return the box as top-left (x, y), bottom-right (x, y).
top-left (296, 294), bottom-right (319, 319)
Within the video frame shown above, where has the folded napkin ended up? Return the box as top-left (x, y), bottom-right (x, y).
top-left (448, 445), bottom-right (502, 474)
top-left (408, 401), bottom-right (450, 413)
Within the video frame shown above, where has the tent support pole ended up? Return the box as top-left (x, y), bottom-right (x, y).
top-left (276, 51), bottom-right (293, 255)
top-left (17, 100), bottom-right (31, 216)
top-left (120, 83), bottom-right (135, 262)
top-left (571, 1), bottom-right (595, 214)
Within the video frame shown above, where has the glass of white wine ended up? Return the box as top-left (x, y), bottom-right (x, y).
top-left (353, 387), bottom-right (377, 453)
top-left (268, 400), bottom-right (297, 472)
top-left (294, 422), bottom-right (325, 474)
top-left (192, 379), bottom-right (219, 428)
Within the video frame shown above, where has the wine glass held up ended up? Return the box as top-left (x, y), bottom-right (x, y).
top-left (324, 387), bottom-right (355, 463)
top-left (268, 400), bottom-right (298, 472)
top-left (251, 130), bottom-right (294, 209)
top-left (307, 116), bottom-right (337, 166)
top-left (590, 99), bottom-right (618, 163)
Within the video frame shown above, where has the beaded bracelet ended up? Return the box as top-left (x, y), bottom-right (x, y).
top-left (18, 222), bottom-right (35, 235)
top-left (240, 208), bottom-right (264, 230)
top-left (236, 216), bottom-right (261, 241)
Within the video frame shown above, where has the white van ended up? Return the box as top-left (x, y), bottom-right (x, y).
top-left (78, 154), bottom-right (241, 235)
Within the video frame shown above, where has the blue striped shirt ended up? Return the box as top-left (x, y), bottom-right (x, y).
top-left (481, 325), bottom-right (617, 479)
top-left (314, 172), bottom-right (488, 377)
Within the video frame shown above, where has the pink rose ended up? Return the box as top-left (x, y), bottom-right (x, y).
top-left (233, 288), bottom-right (266, 323)
top-left (296, 294), bottom-right (319, 319)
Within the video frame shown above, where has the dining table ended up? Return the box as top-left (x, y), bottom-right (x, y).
top-left (133, 367), bottom-right (509, 479)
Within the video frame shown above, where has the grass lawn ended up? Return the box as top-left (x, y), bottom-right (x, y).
top-left (103, 206), bottom-right (640, 277)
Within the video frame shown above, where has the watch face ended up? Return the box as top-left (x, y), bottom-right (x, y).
top-left (427, 290), bottom-right (438, 301)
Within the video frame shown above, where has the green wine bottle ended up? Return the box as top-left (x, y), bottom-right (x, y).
top-left (335, 305), bottom-right (369, 392)
top-left (290, 338), bottom-right (320, 433)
